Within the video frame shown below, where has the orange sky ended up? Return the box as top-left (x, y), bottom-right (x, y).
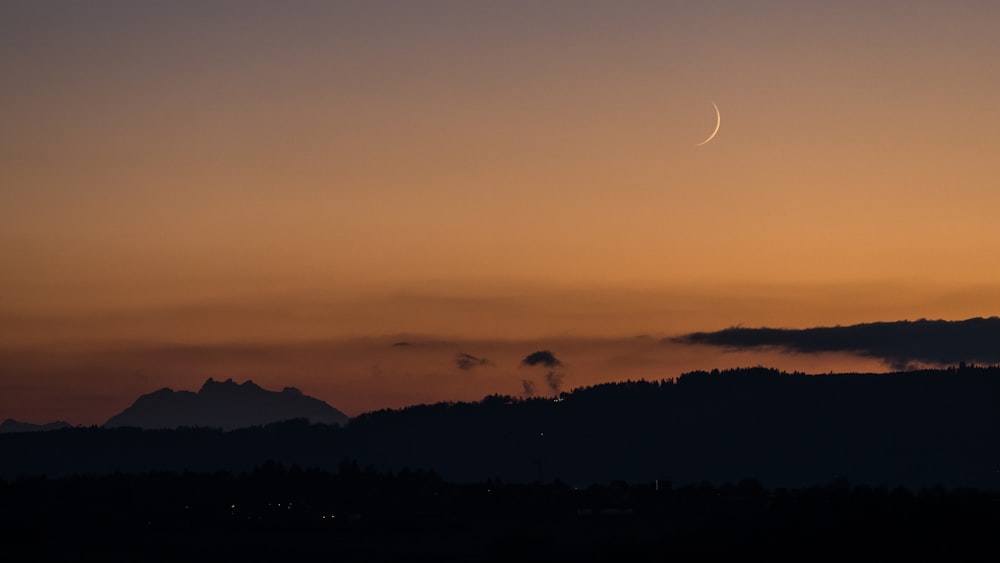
top-left (2, 1), bottom-right (1000, 424)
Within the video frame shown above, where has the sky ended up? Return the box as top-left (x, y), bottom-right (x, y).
top-left (3, 1), bottom-right (1000, 424)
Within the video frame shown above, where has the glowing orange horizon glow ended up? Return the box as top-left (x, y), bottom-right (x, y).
top-left (2, 2), bottom-right (999, 424)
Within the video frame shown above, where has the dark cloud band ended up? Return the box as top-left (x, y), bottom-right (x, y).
top-left (672, 317), bottom-right (1000, 369)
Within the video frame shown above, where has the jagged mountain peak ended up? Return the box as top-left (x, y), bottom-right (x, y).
top-left (199, 377), bottom-right (260, 392)
top-left (105, 379), bottom-right (348, 430)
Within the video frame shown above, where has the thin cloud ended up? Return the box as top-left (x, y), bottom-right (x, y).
top-left (519, 350), bottom-right (565, 395)
top-left (521, 379), bottom-right (535, 397)
top-left (544, 371), bottom-right (564, 394)
top-left (520, 350), bottom-right (562, 368)
top-left (455, 352), bottom-right (492, 371)
top-left (673, 317), bottom-right (1000, 369)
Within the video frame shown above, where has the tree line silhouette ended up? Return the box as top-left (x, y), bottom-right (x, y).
top-left (2, 365), bottom-right (999, 488)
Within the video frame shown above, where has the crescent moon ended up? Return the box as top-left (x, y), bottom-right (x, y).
top-left (696, 102), bottom-right (721, 146)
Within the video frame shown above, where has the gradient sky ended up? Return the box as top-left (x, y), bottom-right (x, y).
top-left (3, 1), bottom-right (1000, 424)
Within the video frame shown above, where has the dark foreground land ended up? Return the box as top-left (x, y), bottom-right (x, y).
top-left (5, 366), bottom-right (1000, 489)
top-left (3, 366), bottom-right (999, 560)
top-left (3, 463), bottom-right (998, 562)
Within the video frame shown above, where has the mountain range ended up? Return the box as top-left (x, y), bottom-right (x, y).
top-left (103, 378), bottom-right (349, 430)
top-left (0, 419), bottom-right (71, 434)
top-left (4, 365), bottom-right (999, 488)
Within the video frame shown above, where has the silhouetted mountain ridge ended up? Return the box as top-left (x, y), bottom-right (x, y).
top-left (0, 419), bottom-right (71, 434)
top-left (6, 366), bottom-right (1000, 489)
top-left (104, 378), bottom-right (348, 430)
